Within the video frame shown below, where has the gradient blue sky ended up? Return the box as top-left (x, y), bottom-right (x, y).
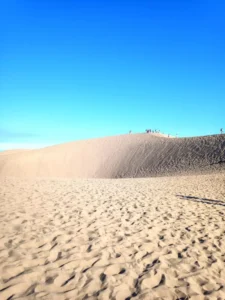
top-left (1, 0), bottom-right (225, 149)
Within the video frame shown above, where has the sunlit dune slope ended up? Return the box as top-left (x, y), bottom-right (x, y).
top-left (0, 134), bottom-right (225, 178)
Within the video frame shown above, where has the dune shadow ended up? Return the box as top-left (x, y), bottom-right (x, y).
top-left (176, 195), bottom-right (225, 207)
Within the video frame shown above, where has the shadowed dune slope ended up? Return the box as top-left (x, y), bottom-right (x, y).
top-left (0, 134), bottom-right (225, 178)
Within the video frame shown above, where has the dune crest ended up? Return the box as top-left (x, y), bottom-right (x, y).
top-left (0, 134), bottom-right (225, 178)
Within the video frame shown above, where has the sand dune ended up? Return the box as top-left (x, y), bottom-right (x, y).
top-left (1, 134), bottom-right (225, 299)
top-left (0, 134), bottom-right (225, 178)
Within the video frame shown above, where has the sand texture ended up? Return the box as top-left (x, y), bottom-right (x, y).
top-left (1, 173), bottom-right (225, 299)
top-left (0, 134), bottom-right (225, 178)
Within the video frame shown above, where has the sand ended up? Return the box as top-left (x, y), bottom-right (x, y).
top-left (1, 173), bottom-right (225, 300)
top-left (1, 134), bottom-right (225, 299)
top-left (0, 134), bottom-right (225, 178)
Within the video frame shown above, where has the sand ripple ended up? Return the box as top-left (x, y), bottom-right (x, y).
top-left (0, 174), bottom-right (225, 299)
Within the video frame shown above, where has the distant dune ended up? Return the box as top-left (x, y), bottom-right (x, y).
top-left (0, 134), bottom-right (225, 178)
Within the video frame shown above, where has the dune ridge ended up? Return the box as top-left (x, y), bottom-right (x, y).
top-left (0, 134), bottom-right (225, 178)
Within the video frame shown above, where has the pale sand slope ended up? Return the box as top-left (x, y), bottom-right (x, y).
top-left (1, 173), bottom-right (225, 300)
top-left (0, 134), bottom-right (225, 178)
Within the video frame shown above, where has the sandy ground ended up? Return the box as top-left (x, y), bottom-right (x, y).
top-left (0, 173), bottom-right (225, 299)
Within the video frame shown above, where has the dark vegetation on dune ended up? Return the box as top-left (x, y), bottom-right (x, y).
top-left (0, 134), bottom-right (225, 178)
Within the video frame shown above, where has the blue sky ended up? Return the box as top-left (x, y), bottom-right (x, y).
top-left (1, 0), bottom-right (225, 149)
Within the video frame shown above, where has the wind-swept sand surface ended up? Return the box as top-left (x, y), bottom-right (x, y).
top-left (1, 173), bottom-right (225, 299)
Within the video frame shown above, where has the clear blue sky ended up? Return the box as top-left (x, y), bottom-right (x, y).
top-left (1, 0), bottom-right (225, 149)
